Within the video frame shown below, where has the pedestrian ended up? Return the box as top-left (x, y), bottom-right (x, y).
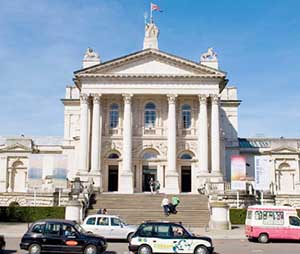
top-left (161, 195), bottom-right (170, 216)
top-left (154, 180), bottom-right (160, 194)
top-left (149, 177), bottom-right (154, 194)
top-left (169, 196), bottom-right (180, 214)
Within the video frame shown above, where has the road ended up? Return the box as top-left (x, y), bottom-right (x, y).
top-left (4, 237), bottom-right (300, 254)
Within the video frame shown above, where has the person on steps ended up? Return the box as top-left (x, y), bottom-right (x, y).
top-left (161, 195), bottom-right (170, 216)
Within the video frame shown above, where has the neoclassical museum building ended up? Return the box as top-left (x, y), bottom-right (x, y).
top-left (0, 22), bottom-right (300, 205)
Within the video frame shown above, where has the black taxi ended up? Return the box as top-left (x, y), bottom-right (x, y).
top-left (20, 219), bottom-right (107, 254)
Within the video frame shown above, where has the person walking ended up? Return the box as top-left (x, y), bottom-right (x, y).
top-left (170, 196), bottom-right (180, 214)
top-left (149, 177), bottom-right (154, 194)
top-left (154, 180), bottom-right (160, 194)
top-left (161, 195), bottom-right (170, 216)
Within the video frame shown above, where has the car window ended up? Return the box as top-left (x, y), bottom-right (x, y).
top-left (138, 224), bottom-right (153, 237)
top-left (62, 224), bottom-right (77, 237)
top-left (289, 216), bottom-right (300, 226)
top-left (111, 218), bottom-right (121, 226)
top-left (86, 217), bottom-right (96, 225)
top-left (172, 225), bottom-right (189, 238)
top-left (153, 224), bottom-right (171, 238)
top-left (97, 217), bottom-right (109, 226)
top-left (45, 223), bottom-right (61, 236)
top-left (31, 223), bottom-right (45, 234)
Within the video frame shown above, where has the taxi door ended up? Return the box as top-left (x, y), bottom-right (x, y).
top-left (171, 225), bottom-right (194, 253)
top-left (109, 217), bottom-right (125, 239)
top-left (95, 216), bottom-right (111, 238)
top-left (151, 224), bottom-right (174, 253)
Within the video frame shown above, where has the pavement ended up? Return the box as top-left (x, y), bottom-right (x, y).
top-left (0, 222), bottom-right (246, 239)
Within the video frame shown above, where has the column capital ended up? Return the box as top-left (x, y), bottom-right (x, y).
top-left (122, 94), bottom-right (133, 104)
top-left (91, 93), bottom-right (101, 104)
top-left (80, 93), bottom-right (89, 104)
top-left (167, 94), bottom-right (178, 104)
top-left (198, 94), bottom-right (208, 104)
top-left (210, 94), bottom-right (220, 105)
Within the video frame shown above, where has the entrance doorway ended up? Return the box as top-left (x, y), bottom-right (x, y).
top-left (108, 165), bottom-right (118, 192)
top-left (142, 166), bottom-right (157, 192)
top-left (181, 166), bottom-right (191, 192)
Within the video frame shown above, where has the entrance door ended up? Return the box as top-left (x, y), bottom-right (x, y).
top-left (108, 165), bottom-right (118, 192)
top-left (181, 166), bottom-right (191, 192)
top-left (142, 166), bottom-right (157, 192)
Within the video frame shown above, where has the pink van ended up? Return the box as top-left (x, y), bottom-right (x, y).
top-left (245, 205), bottom-right (300, 243)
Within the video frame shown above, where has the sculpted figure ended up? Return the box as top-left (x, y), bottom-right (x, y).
top-left (84, 47), bottom-right (99, 59)
top-left (201, 47), bottom-right (218, 61)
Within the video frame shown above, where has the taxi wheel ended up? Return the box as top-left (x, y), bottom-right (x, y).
top-left (84, 244), bottom-right (97, 254)
top-left (29, 243), bottom-right (41, 254)
top-left (258, 233), bottom-right (269, 243)
top-left (194, 245), bottom-right (209, 254)
top-left (138, 245), bottom-right (152, 254)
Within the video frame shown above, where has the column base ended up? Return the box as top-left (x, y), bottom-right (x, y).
top-left (165, 172), bottom-right (180, 194)
top-left (119, 172), bottom-right (134, 194)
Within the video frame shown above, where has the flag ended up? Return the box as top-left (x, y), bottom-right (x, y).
top-left (151, 3), bottom-right (162, 12)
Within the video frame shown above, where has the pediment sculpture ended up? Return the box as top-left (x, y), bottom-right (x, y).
top-left (201, 47), bottom-right (218, 61)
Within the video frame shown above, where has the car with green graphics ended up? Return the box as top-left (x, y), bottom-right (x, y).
top-left (128, 221), bottom-right (214, 254)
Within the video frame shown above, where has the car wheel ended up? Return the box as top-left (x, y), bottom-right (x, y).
top-left (138, 245), bottom-right (152, 254)
top-left (258, 233), bottom-right (269, 243)
top-left (29, 243), bottom-right (41, 254)
top-left (127, 232), bottom-right (134, 242)
top-left (194, 245), bottom-right (209, 254)
top-left (84, 244), bottom-right (98, 254)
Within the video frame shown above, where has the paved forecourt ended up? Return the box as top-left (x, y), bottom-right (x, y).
top-left (4, 237), bottom-right (300, 254)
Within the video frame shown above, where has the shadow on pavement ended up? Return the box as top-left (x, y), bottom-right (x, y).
top-left (2, 250), bottom-right (17, 254)
top-left (104, 252), bottom-right (117, 254)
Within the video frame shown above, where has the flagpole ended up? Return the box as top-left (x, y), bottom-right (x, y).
top-left (150, 2), bottom-right (153, 23)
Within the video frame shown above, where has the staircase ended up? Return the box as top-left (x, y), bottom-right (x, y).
top-left (88, 193), bottom-right (210, 228)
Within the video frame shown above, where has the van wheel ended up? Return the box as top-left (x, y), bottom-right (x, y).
top-left (127, 232), bottom-right (134, 242)
top-left (29, 244), bottom-right (41, 254)
top-left (84, 244), bottom-right (97, 254)
top-left (194, 245), bottom-right (209, 254)
top-left (138, 245), bottom-right (152, 254)
top-left (258, 233), bottom-right (269, 243)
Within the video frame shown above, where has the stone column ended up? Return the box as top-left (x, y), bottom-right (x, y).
top-left (91, 94), bottom-right (102, 189)
top-left (7, 169), bottom-right (12, 192)
top-left (211, 94), bottom-right (221, 175)
top-left (119, 94), bottom-right (134, 193)
top-left (198, 95), bottom-right (209, 174)
top-left (79, 93), bottom-right (89, 174)
top-left (0, 156), bottom-right (7, 192)
top-left (165, 94), bottom-right (179, 194)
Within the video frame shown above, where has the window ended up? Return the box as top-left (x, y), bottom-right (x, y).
top-left (171, 225), bottom-right (189, 238)
top-left (109, 104), bottom-right (119, 128)
top-left (139, 224), bottom-right (153, 237)
top-left (144, 102), bottom-right (156, 128)
top-left (108, 153), bottom-right (119, 159)
top-left (31, 223), bottom-right (45, 234)
top-left (255, 211), bottom-right (262, 220)
top-left (143, 152), bottom-right (158, 160)
top-left (111, 218), bottom-right (121, 226)
top-left (182, 104), bottom-right (191, 129)
top-left (289, 216), bottom-right (300, 226)
top-left (262, 211), bottom-right (284, 225)
top-left (86, 217), bottom-right (96, 225)
top-left (180, 153), bottom-right (192, 160)
top-left (153, 224), bottom-right (171, 238)
top-left (247, 211), bottom-right (252, 220)
top-left (62, 224), bottom-right (77, 237)
top-left (45, 223), bottom-right (61, 236)
top-left (97, 217), bottom-right (109, 226)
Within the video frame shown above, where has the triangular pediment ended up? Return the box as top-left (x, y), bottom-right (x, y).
top-left (0, 143), bottom-right (32, 153)
top-left (74, 49), bottom-right (226, 78)
top-left (270, 146), bottom-right (299, 154)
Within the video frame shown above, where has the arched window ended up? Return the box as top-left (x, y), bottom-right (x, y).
top-left (143, 152), bottom-right (158, 160)
top-left (109, 104), bottom-right (119, 128)
top-left (182, 104), bottom-right (191, 129)
top-left (108, 153), bottom-right (119, 159)
top-left (180, 153), bottom-right (193, 160)
top-left (144, 102), bottom-right (156, 128)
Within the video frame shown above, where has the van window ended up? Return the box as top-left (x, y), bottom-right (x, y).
top-left (263, 211), bottom-right (284, 225)
top-left (255, 211), bottom-right (262, 220)
top-left (86, 217), bottom-right (96, 225)
top-left (247, 211), bottom-right (252, 220)
top-left (289, 216), bottom-right (300, 226)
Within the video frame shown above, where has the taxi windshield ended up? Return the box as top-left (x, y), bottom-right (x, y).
top-left (74, 223), bottom-right (86, 234)
top-left (181, 225), bottom-right (193, 236)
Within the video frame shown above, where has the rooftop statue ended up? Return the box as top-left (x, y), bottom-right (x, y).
top-left (145, 22), bottom-right (159, 39)
top-left (201, 47), bottom-right (218, 61)
top-left (84, 47), bottom-right (100, 60)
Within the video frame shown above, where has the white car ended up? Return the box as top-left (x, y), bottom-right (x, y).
top-left (81, 214), bottom-right (137, 241)
top-left (129, 221), bottom-right (214, 254)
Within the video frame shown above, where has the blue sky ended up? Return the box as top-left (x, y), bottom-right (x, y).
top-left (0, 0), bottom-right (299, 138)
